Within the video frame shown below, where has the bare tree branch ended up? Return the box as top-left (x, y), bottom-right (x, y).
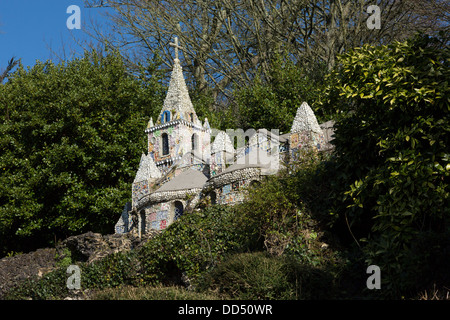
top-left (0, 57), bottom-right (19, 83)
top-left (81, 0), bottom-right (449, 101)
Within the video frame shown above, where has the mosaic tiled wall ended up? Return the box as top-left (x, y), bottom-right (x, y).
top-left (150, 125), bottom-right (181, 163)
top-left (148, 124), bottom-right (210, 166)
top-left (210, 151), bottom-right (229, 177)
top-left (145, 202), bottom-right (172, 231)
top-left (132, 180), bottom-right (151, 206)
top-left (290, 131), bottom-right (326, 150)
top-left (289, 131), bottom-right (326, 162)
top-left (215, 180), bottom-right (249, 205)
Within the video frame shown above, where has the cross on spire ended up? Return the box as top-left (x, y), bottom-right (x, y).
top-left (169, 36), bottom-right (184, 62)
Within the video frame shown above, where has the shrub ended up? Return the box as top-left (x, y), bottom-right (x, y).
top-left (236, 148), bottom-right (337, 256)
top-left (4, 267), bottom-right (68, 300)
top-left (237, 173), bottom-right (299, 254)
top-left (80, 251), bottom-right (140, 290)
top-left (318, 33), bottom-right (450, 297)
top-left (199, 252), bottom-right (335, 300)
top-left (138, 205), bottom-right (253, 285)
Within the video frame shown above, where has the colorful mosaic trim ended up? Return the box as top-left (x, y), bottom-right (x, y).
top-left (146, 202), bottom-right (170, 231)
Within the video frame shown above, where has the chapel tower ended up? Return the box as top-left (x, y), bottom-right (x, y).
top-left (145, 37), bottom-right (211, 173)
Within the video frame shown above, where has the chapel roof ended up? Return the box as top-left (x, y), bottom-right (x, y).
top-left (155, 168), bottom-right (208, 192)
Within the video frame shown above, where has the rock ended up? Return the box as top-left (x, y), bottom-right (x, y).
top-left (0, 231), bottom-right (160, 299)
top-left (0, 248), bottom-right (57, 299)
top-left (63, 289), bottom-right (91, 300)
top-left (57, 231), bottom-right (110, 264)
top-left (56, 231), bottom-right (160, 264)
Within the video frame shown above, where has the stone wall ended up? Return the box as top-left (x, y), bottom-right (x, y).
top-left (206, 167), bottom-right (261, 189)
top-left (215, 182), bottom-right (246, 205)
top-left (0, 248), bottom-right (57, 299)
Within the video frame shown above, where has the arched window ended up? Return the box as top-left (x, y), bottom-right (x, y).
top-left (189, 113), bottom-right (194, 122)
top-left (174, 201), bottom-right (184, 221)
top-left (162, 133), bottom-right (169, 155)
top-left (161, 110), bottom-right (170, 123)
top-left (191, 133), bottom-right (198, 151)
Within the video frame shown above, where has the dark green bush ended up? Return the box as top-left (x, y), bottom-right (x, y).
top-left (319, 33), bottom-right (450, 297)
top-left (199, 252), bottom-right (335, 300)
top-left (81, 251), bottom-right (140, 289)
top-left (138, 205), bottom-right (253, 285)
top-left (236, 148), bottom-right (337, 256)
top-left (5, 267), bottom-right (68, 300)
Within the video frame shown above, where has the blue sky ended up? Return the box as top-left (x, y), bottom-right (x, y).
top-left (0, 0), bottom-right (110, 70)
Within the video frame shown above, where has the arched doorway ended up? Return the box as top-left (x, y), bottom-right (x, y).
top-left (140, 210), bottom-right (146, 234)
top-left (174, 201), bottom-right (184, 221)
top-left (209, 191), bottom-right (217, 205)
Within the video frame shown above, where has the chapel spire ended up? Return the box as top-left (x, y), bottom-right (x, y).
top-left (156, 36), bottom-right (200, 126)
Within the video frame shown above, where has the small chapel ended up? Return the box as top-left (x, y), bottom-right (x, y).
top-left (115, 38), bottom-right (334, 235)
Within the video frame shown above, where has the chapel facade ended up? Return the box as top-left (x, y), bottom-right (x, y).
top-left (115, 39), bottom-right (333, 235)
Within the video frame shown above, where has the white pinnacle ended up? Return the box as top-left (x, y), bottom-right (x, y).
top-left (291, 102), bottom-right (323, 134)
top-left (133, 153), bottom-right (161, 183)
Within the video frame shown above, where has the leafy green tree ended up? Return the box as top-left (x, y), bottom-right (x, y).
top-left (234, 55), bottom-right (326, 132)
top-left (319, 33), bottom-right (449, 296)
top-left (0, 51), bottom-right (165, 256)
